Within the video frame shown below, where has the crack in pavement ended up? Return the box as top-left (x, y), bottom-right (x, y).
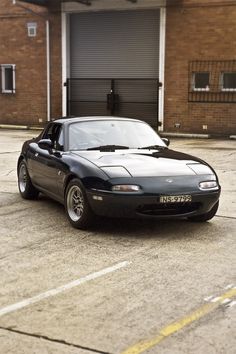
top-left (5, 169), bottom-right (16, 176)
top-left (0, 326), bottom-right (112, 354)
top-left (0, 151), bottom-right (20, 155)
top-left (216, 215), bottom-right (236, 220)
top-left (0, 234), bottom-right (63, 260)
top-left (0, 191), bottom-right (17, 195)
top-left (0, 207), bottom-right (33, 217)
top-left (217, 169), bottom-right (236, 172)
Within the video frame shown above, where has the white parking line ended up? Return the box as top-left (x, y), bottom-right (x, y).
top-left (204, 295), bottom-right (214, 302)
top-left (224, 284), bottom-right (234, 290)
top-left (0, 261), bottom-right (130, 317)
top-left (211, 297), bottom-right (221, 303)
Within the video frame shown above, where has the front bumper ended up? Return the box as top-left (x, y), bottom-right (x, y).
top-left (87, 189), bottom-right (220, 219)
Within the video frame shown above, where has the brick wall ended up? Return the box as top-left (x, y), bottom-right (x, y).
top-left (165, 0), bottom-right (236, 135)
top-left (0, 0), bottom-right (61, 126)
top-left (1, 0), bottom-right (235, 135)
top-left (49, 10), bottom-right (62, 120)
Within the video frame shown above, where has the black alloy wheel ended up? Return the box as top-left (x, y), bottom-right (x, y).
top-left (18, 160), bottom-right (39, 199)
top-left (65, 178), bottom-right (94, 229)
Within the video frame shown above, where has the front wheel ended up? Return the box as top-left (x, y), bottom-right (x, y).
top-left (188, 201), bottom-right (219, 222)
top-left (18, 160), bottom-right (39, 199)
top-left (65, 179), bottom-right (94, 229)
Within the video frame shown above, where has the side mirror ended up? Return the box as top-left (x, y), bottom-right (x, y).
top-left (38, 139), bottom-right (53, 150)
top-left (162, 138), bottom-right (170, 147)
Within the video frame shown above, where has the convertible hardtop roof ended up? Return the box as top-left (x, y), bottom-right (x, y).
top-left (53, 116), bottom-right (144, 125)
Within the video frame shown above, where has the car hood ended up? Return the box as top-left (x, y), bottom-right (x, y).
top-left (71, 149), bottom-right (214, 178)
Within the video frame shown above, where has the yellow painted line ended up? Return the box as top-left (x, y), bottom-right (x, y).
top-left (121, 287), bottom-right (236, 354)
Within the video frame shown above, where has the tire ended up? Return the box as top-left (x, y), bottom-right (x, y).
top-left (188, 201), bottom-right (219, 222)
top-left (18, 160), bottom-right (39, 200)
top-left (65, 178), bottom-right (94, 229)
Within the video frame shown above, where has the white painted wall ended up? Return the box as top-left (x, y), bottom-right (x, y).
top-left (158, 7), bottom-right (166, 131)
top-left (61, 13), bottom-right (70, 116)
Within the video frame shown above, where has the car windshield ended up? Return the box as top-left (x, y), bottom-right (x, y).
top-left (68, 120), bottom-right (166, 151)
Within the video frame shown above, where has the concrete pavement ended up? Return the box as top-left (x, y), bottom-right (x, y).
top-left (0, 130), bottom-right (235, 354)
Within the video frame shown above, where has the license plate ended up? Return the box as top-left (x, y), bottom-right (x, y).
top-left (160, 195), bottom-right (192, 203)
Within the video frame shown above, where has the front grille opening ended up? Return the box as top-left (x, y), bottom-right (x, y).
top-left (136, 202), bottom-right (201, 216)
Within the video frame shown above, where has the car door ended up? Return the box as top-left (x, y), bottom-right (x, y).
top-left (28, 123), bottom-right (65, 199)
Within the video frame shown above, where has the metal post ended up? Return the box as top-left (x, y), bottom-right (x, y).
top-left (111, 79), bottom-right (115, 115)
top-left (66, 79), bottom-right (70, 117)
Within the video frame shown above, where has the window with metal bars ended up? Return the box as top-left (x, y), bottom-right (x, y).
top-left (220, 72), bottom-right (236, 92)
top-left (188, 60), bottom-right (236, 103)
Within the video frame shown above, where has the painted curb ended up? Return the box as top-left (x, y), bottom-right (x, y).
top-left (0, 124), bottom-right (29, 130)
top-left (160, 132), bottom-right (210, 139)
top-left (0, 125), bottom-right (43, 131)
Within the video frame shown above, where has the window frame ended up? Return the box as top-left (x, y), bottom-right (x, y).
top-left (220, 72), bottom-right (236, 92)
top-left (27, 22), bottom-right (37, 37)
top-left (1, 64), bottom-right (16, 94)
top-left (192, 72), bottom-right (210, 92)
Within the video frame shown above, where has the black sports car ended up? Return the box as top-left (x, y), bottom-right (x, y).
top-left (17, 117), bottom-right (221, 229)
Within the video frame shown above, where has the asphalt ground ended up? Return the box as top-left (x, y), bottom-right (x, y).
top-left (0, 129), bottom-right (235, 354)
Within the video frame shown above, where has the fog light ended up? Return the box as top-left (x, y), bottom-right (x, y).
top-left (112, 185), bottom-right (141, 192)
top-left (199, 181), bottom-right (218, 190)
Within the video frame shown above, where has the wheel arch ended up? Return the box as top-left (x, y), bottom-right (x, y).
top-left (17, 154), bottom-right (25, 171)
top-left (63, 173), bottom-right (80, 197)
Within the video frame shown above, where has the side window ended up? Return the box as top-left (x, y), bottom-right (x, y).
top-left (57, 128), bottom-right (64, 151)
top-left (43, 124), bottom-right (54, 140)
top-left (43, 124), bottom-right (64, 151)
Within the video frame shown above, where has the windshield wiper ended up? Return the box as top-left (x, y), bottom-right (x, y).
top-left (138, 145), bottom-right (167, 150)
top-left (86, 145), bottom-right (130, 151)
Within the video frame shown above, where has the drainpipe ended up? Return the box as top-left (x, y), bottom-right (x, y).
top-left (46, 19), bottom-right (50, 122)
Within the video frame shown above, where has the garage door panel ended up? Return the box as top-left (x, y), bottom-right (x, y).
top-left (117, 103), bottom-right (157, 126)
top-left (115, 80), bottom-right (158, 102)
top-left (70, 102), bottom-right (109, 117)
top-left (70, 10), bottom-right (160, 79)
top-left (69, 9), bottom-right (160, 126)
top-left (69, 80), bottom-right (111, 101)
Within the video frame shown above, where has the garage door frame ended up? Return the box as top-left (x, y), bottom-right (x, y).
top-left (61, 1), bottom-right (166, 130)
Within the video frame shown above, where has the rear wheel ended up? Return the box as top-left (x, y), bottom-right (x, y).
top-left (65, 179), bottom-right (94, 229)
top-left (18, 160), bottom-right (39, 199)
top-left (188, 201), bottom-right (219, 222)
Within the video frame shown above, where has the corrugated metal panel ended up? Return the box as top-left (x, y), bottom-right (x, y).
top-left (67, 78), bottom-right (159, 126)
top-left (70, 10), bottom-right (160, 79)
